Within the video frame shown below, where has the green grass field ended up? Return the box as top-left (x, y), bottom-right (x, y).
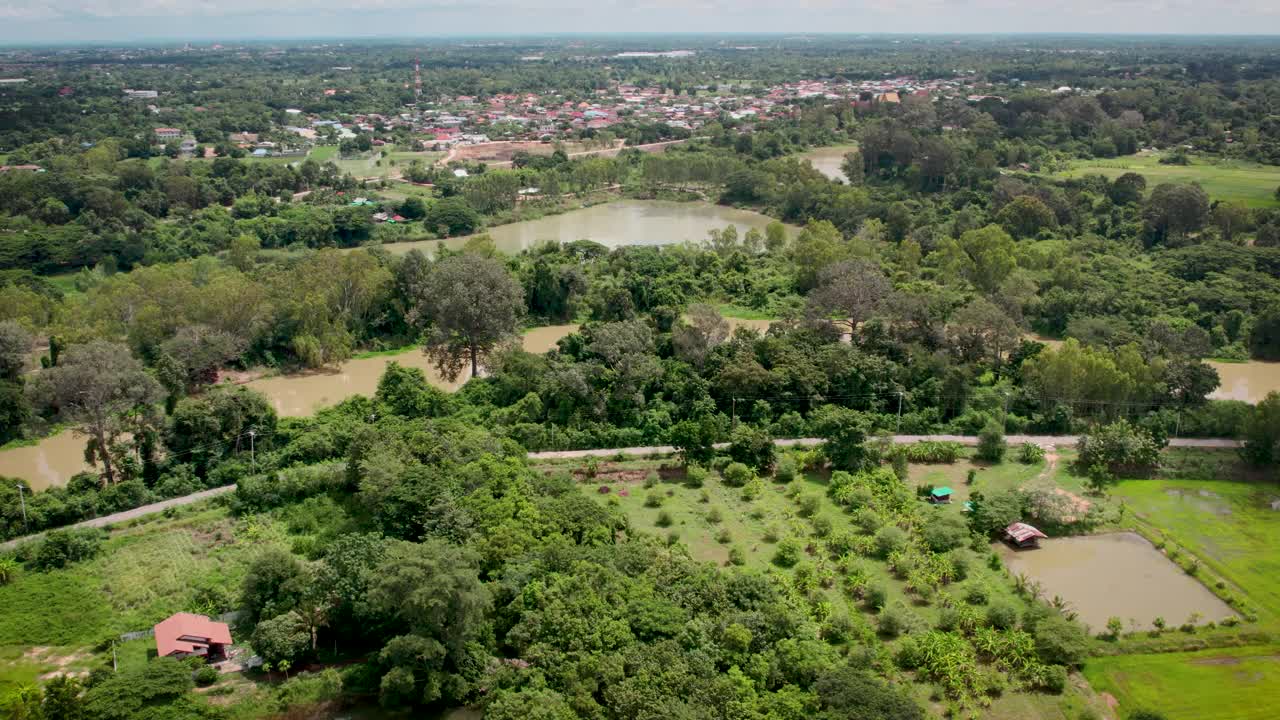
top-left (1111, 478), bottom-right (1280, 624)
top-left (1084, 646), bottom-right (1280, 720)
top-left (1047, 153), bottom-right (1280, 208)
top-left (0, 503), bottom-right (276, 693)
top-left (308, 145), bottom-right (339, 163)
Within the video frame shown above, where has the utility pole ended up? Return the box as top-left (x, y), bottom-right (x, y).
top-left (248, 429), bottom-right (256, 473)
top-left (895, 392), bottom-right (903, 433)
top-left (731, 397), bottom-right (737, 429)
top-left (15, 484), bottom-right (27, 533)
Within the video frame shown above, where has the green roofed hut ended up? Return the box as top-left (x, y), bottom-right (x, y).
top-left (929, 486), bottom-right (953, 504)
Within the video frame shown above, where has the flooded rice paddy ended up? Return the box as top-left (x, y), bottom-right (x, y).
top-left (996, 532), bottom-right (1236, 631)
top-left (0, 325), bottom-right (577, 491)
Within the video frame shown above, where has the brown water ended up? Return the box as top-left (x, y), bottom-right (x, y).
top-left (995, 532), bottom-right (1235, 631)
top-left (724, 317), bottom-right (773, 334)
top-left (1207, 360), bottom-right (1280, 404)
top-left (799, 145), bottom-right (859, 182)
top-left (376, 199), bottom-right (788, 256)
top-left (0, 325), bottom-right (577, 490)
top-left (0, 431), bottom-right (94, 492)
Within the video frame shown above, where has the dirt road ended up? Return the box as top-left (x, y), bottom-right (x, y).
top-left (1, 434), bottom-right (1240, 550)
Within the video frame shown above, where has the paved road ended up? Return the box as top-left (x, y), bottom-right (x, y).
top-left (526, 434), bottom-right (1240, 460)
top-left (0, 485), bottom-right (235, 551)
top-left (2, 434), bottom-right (1240, 550)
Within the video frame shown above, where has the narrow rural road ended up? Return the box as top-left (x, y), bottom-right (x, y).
top-left (2, 434), bottom-right (1240, 550)
top-left (526, 434), bottom-right (1241, 460)
top-left (0, 485), bottom-right (236, 551)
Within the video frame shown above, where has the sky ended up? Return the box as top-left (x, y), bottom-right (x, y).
top-left (0, 0), bottom-right (1278, 45)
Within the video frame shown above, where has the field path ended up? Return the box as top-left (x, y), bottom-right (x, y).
top-left (1, 434), bottom-right (1239, 551)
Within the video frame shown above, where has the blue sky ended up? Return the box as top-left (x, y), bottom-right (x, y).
top-left (0, 0), bottom-right (1277, 44)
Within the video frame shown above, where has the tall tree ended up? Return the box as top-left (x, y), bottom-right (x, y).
top-left (413, 253), bottom-right (524, 380)
top-left (27, 341), bottom-right (161, 485)
top-left (808, 259), bottom-right (892, 338)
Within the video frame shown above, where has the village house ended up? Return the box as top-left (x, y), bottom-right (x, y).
top-left (154, 612), bottom-right (232, 661)
top-left (154, 127), bottom-right (182, 141)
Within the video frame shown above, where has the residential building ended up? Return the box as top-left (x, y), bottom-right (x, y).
top-left (154, 613), bottom-right (232, 661)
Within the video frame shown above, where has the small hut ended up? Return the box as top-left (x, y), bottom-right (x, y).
top-left (929, 486), bottom-right (953, 504)
top-left (1004, 522), bottom-right (1047, 549)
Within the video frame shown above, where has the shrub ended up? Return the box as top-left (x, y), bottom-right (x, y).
top-left (706, 507), bottom-right (723, 524)
top-left (774, 455), bottom-right (798, 483)
top-left (684, 464), bottom-right (708, 488)
top-left (1034, 614), bottom-right (1090, 667)
top-left (865, 583), bottom-right (888, 611)
top-left (655, 510), bottom-right (673, 527)
top-left (877, 603), bottom-right (911, 637)
top-left (797, 494), bottom-right (822, 517)
top-left (643, 472), bottom-right (659, 489)
top-left (1038, 664), bottom-right (1068, 694)
top-left (812, 516), bottom-right (833, 538)
top-left (1128, 711), bottom-right (1169, 720)
top-left (874, 526), bottom-right (907, 558)
top-left (722, 462), bottom-right (753, 487)
top-left (986, 602), bottom-right (1019, 630)
top-left (194, 665), bottom-right (220, 687)
top-left (976, 420), bottom-right (1007, 463)
top-left (1017, 442), bottom-right (1046, 464)
top-left (728, 547), bottom-right (746, 566)
top-left (716, 528), bottom-right (732, 544)
top-left (1105, 616), bottom-right (1124, 640)
top-left (921, 513), bottom-right (970, 553)
top-left (773, 537), bottom-right (802, 567)
top-left (666, 530), bottom-right (680, 546)
top-left (741, 477), bottom-right (766, 502)
top-left (30, 528), bottom-right (104, 571)
top-left (963, 584), bottom-right (990, 606)
top-left (966, 469), bottom-right (977, 485)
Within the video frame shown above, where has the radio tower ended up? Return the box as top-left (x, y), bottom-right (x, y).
top-left (414, 56), bottom-right (422, 106)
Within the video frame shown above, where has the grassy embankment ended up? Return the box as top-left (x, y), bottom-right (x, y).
top-left (1045, 153), bottom-right (1280, 208)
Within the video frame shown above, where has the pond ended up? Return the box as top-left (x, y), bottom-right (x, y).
top-left (798, 145), bottom-right (859, 182)
top-left (374, 199), bottom-right (788, 256)
top-left (1207, 360), bottom-right (1280, 404)
top-left (0, 326), bottom-right (578, 491)
top-left (995, 532), bottom-right (1236, 631)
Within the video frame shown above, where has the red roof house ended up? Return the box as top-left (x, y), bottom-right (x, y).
top-left (154, 612), bottom-right (232, 660)
top-left (1004, 522), bottom-right (1048, 548)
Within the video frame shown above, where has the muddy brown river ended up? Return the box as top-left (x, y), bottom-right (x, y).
top-left (0, 325), bottom-right (578, 491)
top-left (379, 199), bottom-right (789, 256)
top-left (799, 145), bottom-right (860, 182)
top-left (996, 532), bottom-right (1235, 631)
top-left (1207, 360), bottom-right (1280, 404)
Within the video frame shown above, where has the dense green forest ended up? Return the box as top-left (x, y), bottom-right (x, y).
top-left (1, 34), bottom-right (1279, 720)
